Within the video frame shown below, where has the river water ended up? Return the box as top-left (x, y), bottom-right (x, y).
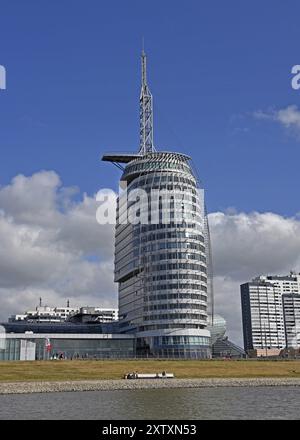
top-left (0, 387), bottom-right (299, 419)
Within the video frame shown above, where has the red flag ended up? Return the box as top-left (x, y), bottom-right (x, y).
top-left (45, 338), bottom-right (52, 352)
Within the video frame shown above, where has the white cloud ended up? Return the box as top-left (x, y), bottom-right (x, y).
top-left (1, 171), bottom-right (300, 348)
top-left (277, 105), bottom-right (300, 128)
top-left (253, 105), bottom-right (300, 135)
top-left (0, 171), bottom-right (116, 321)
top-left (209, 211), bottom-right (300, 345)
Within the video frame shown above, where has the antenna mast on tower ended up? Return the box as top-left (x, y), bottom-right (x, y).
top-left (139, 49), bottom-right (155, 154)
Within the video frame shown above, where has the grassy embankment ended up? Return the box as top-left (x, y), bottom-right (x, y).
top-left (0, 359), bottom-right (300, 382)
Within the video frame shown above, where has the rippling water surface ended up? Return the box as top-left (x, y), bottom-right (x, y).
top-left (0, 387), bottom-right (299, 420)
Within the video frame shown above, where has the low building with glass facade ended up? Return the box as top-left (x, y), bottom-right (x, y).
top-left (0, 323), bottom-right (135, 361)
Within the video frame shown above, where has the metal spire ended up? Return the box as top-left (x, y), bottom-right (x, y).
top-left (139, 49), bottom-right (155, 154)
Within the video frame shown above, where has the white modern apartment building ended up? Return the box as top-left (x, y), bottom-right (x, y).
top-left (241, 273), bottom-right (300, 356)
top-left (9, 305), bottom-right (118, 324)
top-left (78, 307), bottom-right (118, 323)
top-left (9, 306), bottom-right (79, 323)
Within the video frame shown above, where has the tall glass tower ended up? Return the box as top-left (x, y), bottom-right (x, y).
top-left (103, 51), bottom-right (211, 358)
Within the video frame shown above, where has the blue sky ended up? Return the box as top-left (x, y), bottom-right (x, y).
top-left (1, 0), bottom-right (300, 215)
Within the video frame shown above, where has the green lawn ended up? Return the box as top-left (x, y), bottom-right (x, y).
top-left (0, 359), bottom-right (300, 382)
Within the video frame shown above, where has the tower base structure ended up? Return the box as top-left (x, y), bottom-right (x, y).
top-left (135, 328), bottom-right (211, 359)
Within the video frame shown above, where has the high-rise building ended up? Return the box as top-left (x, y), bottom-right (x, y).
top-left (102, 51), bottom-right (211, 358)
top-left (241, 273), bottom-right (300, 356)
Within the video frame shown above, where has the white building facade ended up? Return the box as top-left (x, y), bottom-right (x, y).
top-left (79, 307), bottom-right (118, 322)
top-left (241, 274), bottom-right (300, 355)
top-left (9, 306), bottom-right (118, 324)
top-left (9, 306), bottom-right (79, 323)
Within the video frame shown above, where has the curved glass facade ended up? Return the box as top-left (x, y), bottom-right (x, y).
top-left (207, 314), bottom-right (227, 345)
top-left (115, 152), bottom-right (211, 358)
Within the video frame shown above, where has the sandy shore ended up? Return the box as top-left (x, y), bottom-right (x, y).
top-left (0, 378), bottom-right (300, 394)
